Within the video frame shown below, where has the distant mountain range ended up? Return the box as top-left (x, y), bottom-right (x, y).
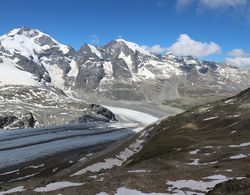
top-left (0, 27), bottom-right (249, 103)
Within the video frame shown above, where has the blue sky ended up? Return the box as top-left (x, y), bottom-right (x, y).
top-left (0, 0), bottom-right (250, 66)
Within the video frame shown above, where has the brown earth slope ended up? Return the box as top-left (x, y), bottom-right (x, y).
top-left (0, 88), bottom-right (249, 194)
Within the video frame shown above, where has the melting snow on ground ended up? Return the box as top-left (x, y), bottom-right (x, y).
top-left (189, 149), bottom-right (200, 155)
top-left (127, 169), bottom-right (150, 173)
top-left (203, 116), bottom-right (218, 121)
top-left (96, 192), bottom-right (109, 195)
top-left (115, 187), bottom-right (166, 195)
top-left (72, 139), bottom-right (144, 176)
top-left (229, 154), bottom-right (247, 159)
top-left (34, 181), bottom-right (84, 192)
top-left (229, 142), bottom-right (250, 148)
top-left (186, 159), bottom-right (218, 166)
top-left (0, 186), bottom-right (26, 195)
top-left (167, 175), bottom-right (245, 195)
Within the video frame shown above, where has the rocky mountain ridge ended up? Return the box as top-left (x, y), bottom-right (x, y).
top-left (0, 27), bottom-right (249, 103)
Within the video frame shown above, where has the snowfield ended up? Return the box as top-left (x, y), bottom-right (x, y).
top-left (103, 106), bottom-right (159, 125)
top-left (0, 58), bottom-right (38, 86)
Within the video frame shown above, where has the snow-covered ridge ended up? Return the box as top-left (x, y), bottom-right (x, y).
top-left (0, 28), bottom-right (70, 58)
top-left (0, 27), bottom-right (74, 89)
top-left (115, 38), bottom-right (152, 56)
top-left (0, 27), bottom-right (249, 100)
top-left (87, 44), bottom-right (102, 58)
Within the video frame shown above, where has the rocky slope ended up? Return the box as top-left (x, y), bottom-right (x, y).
top-left (0, 85), bottom-right (116, 129)
top-left (0, 27), bottom-right (250, 105)
top-left (1, 88), bottom-right (249, 194)
top-left (207, 178), bottom-right (250, 195)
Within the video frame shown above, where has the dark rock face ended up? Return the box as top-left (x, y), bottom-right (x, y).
top-left (112, 58), bottom-right (132, 80)
top-left (0, 112), bottom-right (36, 129)
top-left (35, 35), bottom-right (57, 47)
top-left (72, 104), bottom-right (117, 123)
top-left (206, 178), bottom-right (250, 195)
top-left (75, 60), bottom-right (105, 90)
top-left (90, 104), bottom-right (117, 121)
top-left (0, 115), bottom-right (17, 128)
top-left (15, 54), bottom-right (51, 82)
top-left (17, 27), bottom-right (39, 37)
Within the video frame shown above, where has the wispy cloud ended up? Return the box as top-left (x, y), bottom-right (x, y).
top-left (90, 34), bottom-right (99, 44)
top-left (167, 34), bottom-right (221, 57)
top-left (225, 48), bottom-right (250, 68)
top-left (198, 0), bottom-right (247, 9)
top-left (177, 0), bottom-right (247, 10)
top-left (141, 44), bottom-right (168, 54)
top-left (227, 49), bottom-right (249, 57)
top-left (176, 0), bottom-right (194, 10)
top-left (156, 0), bottom-right (167, 7)
top-left (176, 0), bottom-right (250, 20)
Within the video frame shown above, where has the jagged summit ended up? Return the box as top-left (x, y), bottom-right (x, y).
top-left (6, 27), bottom-right (41, 36)
top-left (106, 38), bottom-right (152, 56)
top-left (0, 27), bottom-right (249, 103)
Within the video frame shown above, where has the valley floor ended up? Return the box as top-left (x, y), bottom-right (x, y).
top-left (0, 101), bottom-right (182, 193)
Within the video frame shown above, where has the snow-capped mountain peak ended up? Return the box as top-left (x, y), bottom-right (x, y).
top-left (0, 28), bottom-right (75, 89)
top-left (0, 27), bottom-right (249, 102)
top-left (0, 27), bottom-right (71, 56)
top-left (114, 38), bottom-right (151, 56)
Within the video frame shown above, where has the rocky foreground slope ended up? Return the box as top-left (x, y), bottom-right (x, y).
top-left (1, 90), bottom-right (249, 194)
top-left (0, 27), bottom-right (250, 105)
top-left (0, 85), bottom-right (116, 129)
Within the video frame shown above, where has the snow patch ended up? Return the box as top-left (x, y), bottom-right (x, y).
top-left (88, 44), bottom-right (102, 58)
top-left (167, 175), bottom-right (244, 194)
top-left (189, 149), bottom-right (200, 155)
top-left (229, 142), bottom-right (250, 148)
top-left (72, 139), bottom-right (144, 176)
top-left (229, 154), bottom-right (247, 159)
top-left (203, 116), bottom-right (218, 121)
top-left (68, 60), bottom-right (79, 77)
top-left (127, 169), bottom-right (150, 173)
top-left (34, 181), bottom-right (84, 192)
top-left (0, 186), bottom-right (26, 195)
top-left (96, 192), bottom-right (109, 195)
top-left (115, 187), bottom-right (166, 195)
top-left (186, 159), bottom-right (218, 166)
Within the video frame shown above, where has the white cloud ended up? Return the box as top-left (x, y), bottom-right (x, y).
top-left (225, 57), bottom-right (250, 68)
top-left (176, 0), bottom-right (247, 10)
top-left (176, 0), bottom-right (193, 10)
top-left (225, 49), bottom-right (250, 68)
top-left (227, 48), bottom-right (249, 57)
top-left (141, 45), bottom-right (168, 53)
top-left (90, 34), bottom-right (99, 44)
top-left (167, 34), bottom-right (221, 57)
top-left (199, 0), bottom-right (247, 9)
